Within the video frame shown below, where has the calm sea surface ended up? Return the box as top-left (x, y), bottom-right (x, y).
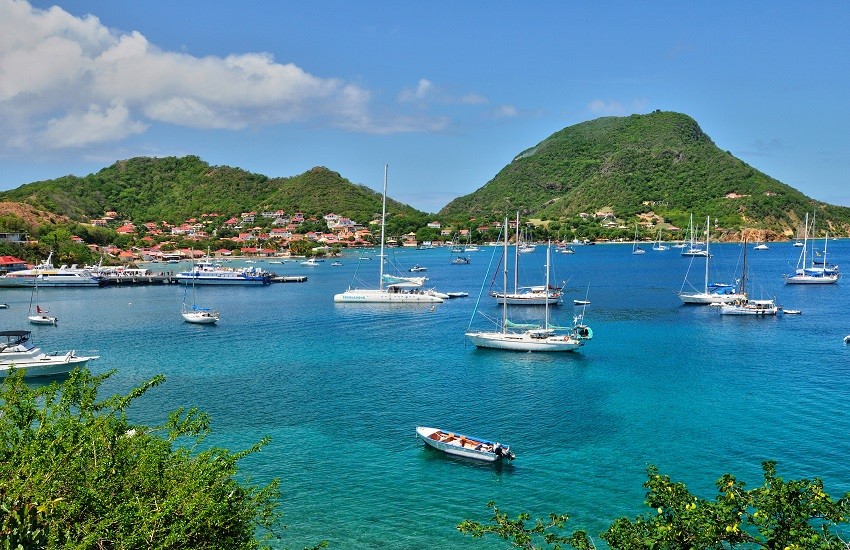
top-left (4, 241), bottom-right (850, 548)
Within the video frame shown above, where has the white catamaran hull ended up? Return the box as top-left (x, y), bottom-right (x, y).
top-left (334, 288), bottom-right (442, 303)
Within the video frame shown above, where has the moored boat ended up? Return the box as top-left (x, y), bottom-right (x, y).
top-left (0, 253), bottom-right (101, 287)
top-left (0, 330), bottom-right (98, 378)
top-left (334, 166), bottom-right (443, 305)
top-left (416, 426), bottom-right (514, 462)
top-left (181, 305), bottom-right (220, 324)
top-left (176, 260), bottom-right (271, 285)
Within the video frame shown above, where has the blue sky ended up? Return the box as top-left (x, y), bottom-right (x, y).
top-left (2, 1), bottom-right (849, 213)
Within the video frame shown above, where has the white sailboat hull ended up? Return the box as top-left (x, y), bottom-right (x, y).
top-left (491, 291), bottom-right (561, 305)
top-left (678, 291), bottom-right (745, 305)
top-left (181, 311), bottom-right (220, 324)
top-left (784, 274), bottom-right (839, 284)
top-left (466, 330), bottom-right (583, 352)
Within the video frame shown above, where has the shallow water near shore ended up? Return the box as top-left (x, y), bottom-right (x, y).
top-left (5, 240), bottom-right (850, 548)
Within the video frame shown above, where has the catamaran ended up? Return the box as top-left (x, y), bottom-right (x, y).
top-left (334, 166), bottom-right (443, 304)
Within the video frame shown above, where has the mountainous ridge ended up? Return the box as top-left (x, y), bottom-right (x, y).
top-left (439, 111), bottom-right (850, 235)
top-left (1, 112), bottom-right (849, 238)
top-left (0, 156), bottom-right (424, 227)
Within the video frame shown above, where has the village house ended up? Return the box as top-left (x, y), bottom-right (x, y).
top-left (0, 255), bottom-right (28, 273)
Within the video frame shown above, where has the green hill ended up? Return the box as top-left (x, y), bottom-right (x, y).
top-left (440, 111), bottom-right (850, 235)
top-left (0, 156), bottom-right (424, 226)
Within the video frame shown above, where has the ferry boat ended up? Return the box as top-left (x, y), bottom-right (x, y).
top-left (175, 260), bottom-right (272, 285)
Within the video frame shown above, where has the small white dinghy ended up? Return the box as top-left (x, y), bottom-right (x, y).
top-left (416, 426), bottom-right (514, 462)
top-left (844, 335), bottom-right (850, 344)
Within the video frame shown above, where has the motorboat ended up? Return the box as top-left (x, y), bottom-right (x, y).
top-left (0, 252), bottom-right (101, 287)
top-left (301, 258), bottom-right (321, 267)
top-left (409, 264), bottom-right (427, 272)
top-left (720, 298), bottom-right (779, 316)
top-left (416, 426), bottom-right (514, 462)
top-left (0, 330), bottom-right (98, 378)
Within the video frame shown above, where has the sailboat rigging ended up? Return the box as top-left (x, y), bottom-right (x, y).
top-left (678, 216), bottom-right (745, 305)
top-left (466, 217), bottom-right (591, 352)
top-left (28, 275), bottom-right (57, 325)
top-left (784, 213), bottom-right (839, 284)
top-left (333, 165), bottom-right (442, 304)
top-left (720, 238), bottom-right (779, 316)
top-left (181, 251), bottom-right (221, 324)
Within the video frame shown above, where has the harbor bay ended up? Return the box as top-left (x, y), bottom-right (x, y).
top-left (3, 241), bottom-right (850, 548)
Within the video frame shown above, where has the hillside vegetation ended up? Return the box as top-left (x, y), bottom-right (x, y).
top-left (0, 156), bottom-right (424, 225)
top-left (440, 111), bottom-right (850, 235)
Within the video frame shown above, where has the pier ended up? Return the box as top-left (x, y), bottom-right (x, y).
top-left (98, 273), bottom-right (308, 285)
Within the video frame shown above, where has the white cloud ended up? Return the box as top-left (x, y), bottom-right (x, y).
top-left (493, 105), bottom-right (519, 118)
top-left (398, 78), bottom-right (488, 107)
top-left (398, 79), bottom-right (435, 103)
top-left (0, 0), bottom-right (446, 151)
top-left (41, 100), bottom-right (147, 148)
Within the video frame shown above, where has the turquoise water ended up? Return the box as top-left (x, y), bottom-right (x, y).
top-left (4, 241), bottom-right (850, 548)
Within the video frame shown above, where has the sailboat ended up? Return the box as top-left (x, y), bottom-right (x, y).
top-left (785, 213), bottom-right (838, 284)
top-left (681, 214), bottom-right (708, 256)
top-left (652, 229), bottom-right (669, 251)
top-left (466, 222), bottom-right (591, 352)
top-left (678, 216), bottom-right (745, 305)
top-left (490, 213), bottom-right (562, 305)
top-left (181, 252), bottom-right (220, 323)
top-left (334, 165), bottom-right (443, 304)
top-left (720, 239), bottom-right (779, 316)
top-left (632, 224), bottom-right (646, 254)
top-left (753, 229), bottom-right (769, 250)
top-left (28, 276), bottom-right (57, 325)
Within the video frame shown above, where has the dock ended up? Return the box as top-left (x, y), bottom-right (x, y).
top-left (99, 274), bottom-right (177, 285)
top-left (271, 275), bottom-right (308, 283)
top-left (97, 273), bottom-right (307, 285)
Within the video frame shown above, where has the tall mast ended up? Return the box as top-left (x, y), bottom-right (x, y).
top-left (703, 216), bottom-right (710, 293)
top-left (544, 241), bottom-right (551, 330)
top-left (502, 216), bottom-right (509, 334)
top-left (513, 212), bottom-right (520, 293)
top-left (378, 164), bottom-right (388, 291)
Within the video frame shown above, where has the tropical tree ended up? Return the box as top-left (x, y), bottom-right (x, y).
top-left (0, 368), bottom-right (290, 549)
top-left (459, 462), bottom-right (850, 549)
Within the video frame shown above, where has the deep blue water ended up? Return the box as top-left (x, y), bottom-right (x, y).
top-left (3, 241), bottom-right (850, 548)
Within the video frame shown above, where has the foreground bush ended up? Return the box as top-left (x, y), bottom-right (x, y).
top-left (459, 462), bottom-right (850, 549)
top-left (0, 368), bottom-right (281, 549)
